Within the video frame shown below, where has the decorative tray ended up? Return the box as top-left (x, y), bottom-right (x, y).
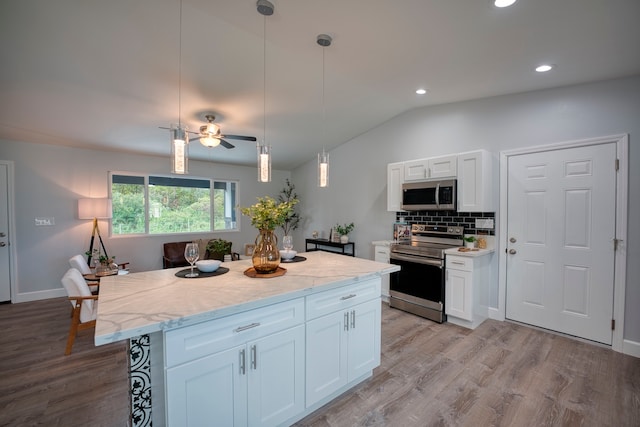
top-left (175, 267), bottom-right (229, 278)
top-left (280, 256), bottom-right (306, 263)
top-left (243, 266), bottom-right (287, 278)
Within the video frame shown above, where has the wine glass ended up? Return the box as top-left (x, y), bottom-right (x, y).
top-left (282, 235), bottom-right (293, 251)
top-left (184, 243), bottom-right (200, 277)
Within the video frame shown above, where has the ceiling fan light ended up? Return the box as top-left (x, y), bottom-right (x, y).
top-left (199, 136), bottom-right (220, 148)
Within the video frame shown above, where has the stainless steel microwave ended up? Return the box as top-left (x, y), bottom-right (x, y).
top-left (401, 179), bottom-right (457, 211)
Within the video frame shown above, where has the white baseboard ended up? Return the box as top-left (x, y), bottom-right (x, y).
top-left (488, 307), bottom-right (504, 321)
top-left (14, 288), bottom-right (66, 303)
top-left (622, 339), bottom-right (640, 358)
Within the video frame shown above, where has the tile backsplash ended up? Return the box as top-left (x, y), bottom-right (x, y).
top-left (396, 211), bottom-right (496, 236)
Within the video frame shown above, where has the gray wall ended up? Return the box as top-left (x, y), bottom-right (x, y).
top-left (291, 75), bottom-right (640, 343)
top-left (0, 140), bottom-right (290, 299)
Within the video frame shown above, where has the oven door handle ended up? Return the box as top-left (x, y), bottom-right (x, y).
top-left (390, 253), bottom-right (443, 267)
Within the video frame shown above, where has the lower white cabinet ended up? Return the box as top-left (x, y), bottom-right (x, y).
top-left (162, 279), bottom-right (382, 426)
top-left (445, 254), bottom-right (491, 329)
top-left (373, 243), bottom-right (391, 300)
top-left (306, 293), bottom-right (381, 407)
top-left (164, 299), bottom-right (306, 427)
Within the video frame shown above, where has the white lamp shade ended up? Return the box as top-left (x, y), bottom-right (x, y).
top-left (78, 198), bottom-right (112, 219)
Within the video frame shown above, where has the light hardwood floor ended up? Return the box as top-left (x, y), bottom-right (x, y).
top-left (1, 298), bottom-right (638, 426)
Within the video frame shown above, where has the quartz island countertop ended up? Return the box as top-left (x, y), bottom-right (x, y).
top-left (95, 251), bottom-right (399, 346)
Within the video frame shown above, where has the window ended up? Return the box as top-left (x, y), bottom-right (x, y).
top-left (111, 173), bottom-right (238, 235)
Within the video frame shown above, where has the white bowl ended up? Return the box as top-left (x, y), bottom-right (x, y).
top-left (279, 250), bottom-right (297, 260)
top-left (196, 259), bottom-right (222, 272)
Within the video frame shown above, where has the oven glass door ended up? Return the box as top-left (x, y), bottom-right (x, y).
top-left (389, 256), bottom-right (444, 304)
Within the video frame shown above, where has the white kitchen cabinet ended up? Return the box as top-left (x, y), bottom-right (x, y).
top-left (373, 243), bottom-right (391, 301)
top-left (165, 299), bottom-right (306, 427)
top-left (457, 150), bottom-right (493, 212)
top-left (387, 162), bottom-right (405, 211)
top-left (445, 253), bottom-right (491, 329)
top-left (404, 154), bottom-right (457, 181)
top-left (305, 281), bottom-right (381, 408)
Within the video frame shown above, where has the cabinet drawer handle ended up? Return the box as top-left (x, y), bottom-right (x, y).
top-left (234, 322), bottom-right (260, 333)
top-left (340, 294), bottom-right (356, 300)
top-left (251, 345), bottom-right (257, 370)
top-left (451, 261), bottom-right (465, 265)
top-left (239, 349), bottom-right (246, 375)
top-left (351, 310), bottom-right (356, 329)
top-left (344, 312), bottom-right (349, 331)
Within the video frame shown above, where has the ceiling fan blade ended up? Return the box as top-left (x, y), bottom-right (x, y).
top-left (159, 126), bottom-right (170, 130)
top-left (222, 134), bottom-right (257, 142)
top-left (219, 139), bottom-right (235, 149)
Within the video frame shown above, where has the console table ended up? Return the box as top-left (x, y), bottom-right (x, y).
top-left (305, 238), bottom-right (355, 256)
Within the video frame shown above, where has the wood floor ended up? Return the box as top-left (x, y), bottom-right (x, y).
top-left (1, 298), bottom-right (638, 426)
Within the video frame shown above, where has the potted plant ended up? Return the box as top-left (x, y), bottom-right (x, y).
top-left (463, 235), bottom-right (476, 248)
top-left (335, 222), bottom-right (355, 244)
top-left (278, 179), bottom-right (301, 238)
top-left (206, 239), bottom-right (232, 261)
top-left (241, 196), bottom-right (298, 273)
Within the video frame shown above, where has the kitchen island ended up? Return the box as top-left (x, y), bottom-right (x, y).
top-left (96, 251), bottom-right (399, 427)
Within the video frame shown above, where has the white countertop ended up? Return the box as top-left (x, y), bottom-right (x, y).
top-left (94, 251), bottom-right (399, 346)
top-left (371, 240), bottom-right (396, 246)
top-left (445, 247), bottom-right (495, 257)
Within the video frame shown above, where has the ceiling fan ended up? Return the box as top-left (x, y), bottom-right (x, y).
top-left (190, 114), bottom-right (257, 149)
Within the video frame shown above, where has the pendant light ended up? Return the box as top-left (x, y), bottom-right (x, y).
top-left (317, 34), bottom-right (332, 188)
top-left (170, 0), bottom-right (188, 174)
top-left (257, 0), bottom-right (274, 183)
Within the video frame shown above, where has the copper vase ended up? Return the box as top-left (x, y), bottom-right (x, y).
top-left (252, 229), bottom-right (280, 274)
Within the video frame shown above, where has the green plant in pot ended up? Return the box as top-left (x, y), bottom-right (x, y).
top-left (335, 222), bottom-right (355, 244)
top-left (463, 235), bottom-right (476, 248)
top-left (241, 196), bottom-right (298, 274)
top-left (206, 239), bottom-right (232, 261)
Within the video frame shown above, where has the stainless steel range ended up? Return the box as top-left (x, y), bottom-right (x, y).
top-left (389, 224), bottom-right (463, 323)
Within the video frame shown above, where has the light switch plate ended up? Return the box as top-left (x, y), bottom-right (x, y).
top-left (35, 217), bottom-right (55, 226)
top-left (475, 218), bottom-right (494, 229)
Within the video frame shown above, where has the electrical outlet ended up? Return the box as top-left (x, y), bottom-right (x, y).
top-left (35, 217), bottom-right (55, 226)
top-left (475, 218), bottom-right (494, 229)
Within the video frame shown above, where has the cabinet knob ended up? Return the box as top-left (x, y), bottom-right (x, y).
top-left (509, 249), bottom-right (517, 255)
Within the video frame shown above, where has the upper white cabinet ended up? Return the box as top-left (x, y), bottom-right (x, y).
top-left (457, 150), bottom-right (493, 212)
top-left (404, 154), bottom-right (457, 181)
top-left (387, 162), bottom-right (405, 211)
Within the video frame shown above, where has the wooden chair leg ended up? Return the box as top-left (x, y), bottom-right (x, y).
top-left (65, 303), bottom-right (81, 355)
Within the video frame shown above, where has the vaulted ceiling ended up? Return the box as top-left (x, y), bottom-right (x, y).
top-left (1, 0), bottom-right (639, 170)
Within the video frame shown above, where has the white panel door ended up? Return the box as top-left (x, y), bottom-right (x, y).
top-left (0, 164), bottom-right (10, 302)
top-left (506, 143), bottom-right (617, 344)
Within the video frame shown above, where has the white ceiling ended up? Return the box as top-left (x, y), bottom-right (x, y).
top-left (1, 0), bottom-right (639, 170)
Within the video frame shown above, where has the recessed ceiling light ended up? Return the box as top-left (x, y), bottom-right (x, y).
top-left (535, 64), bottom-right (554, 73)
top-left (416, 89), bottom-right (427, 95)
top-left (494, 0), bottom-right (517, 7)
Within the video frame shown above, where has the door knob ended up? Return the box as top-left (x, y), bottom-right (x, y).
top-left (0, 232), bottom-right (5, 237)
top-left (0, 242), bottom-right (6, 247)
top-left (509, 237), bottom-right (517, 243)
top-left (509, 249), bottom-right (516, 254)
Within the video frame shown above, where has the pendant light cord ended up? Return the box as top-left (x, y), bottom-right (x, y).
top-left (263, 14), bottom-right (266, 145)
top-left (178, 0), bottom-right (183, 127)
top-left (322, 45), bottom-right (326, 153)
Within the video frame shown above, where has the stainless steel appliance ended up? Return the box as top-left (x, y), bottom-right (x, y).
top-left (389, 224), bottom-right (463, 322)
top-left (401, 179), bottom-right (457, 211)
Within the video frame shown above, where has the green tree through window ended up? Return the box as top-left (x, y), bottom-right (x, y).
top-left (111, 173), bottom-right (238, 235)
